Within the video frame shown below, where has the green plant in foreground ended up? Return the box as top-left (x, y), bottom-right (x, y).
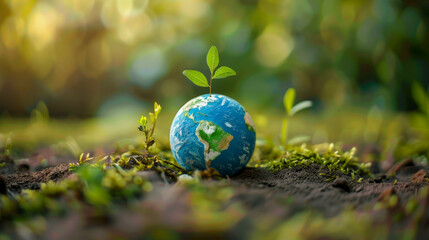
top-left (0, 164), bottom-right (153, 221)
top-left (183, 46), bottom-right (236, 96)
top-left (138, 102), bottom-right (162, 152)
top-left (262, 143), bottom-right (372, 180)
top-left (1, 134), bottom-right (12, 161)
top-left (69, 101), bottom-right (184, 178)
top-left (0, 134), bottom-right (13, 168)
top-left (282, 88), bottom-right (313, 145)
top-left (69, 152), bottom-right (112, 171)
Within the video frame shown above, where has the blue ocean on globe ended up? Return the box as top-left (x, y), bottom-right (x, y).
top-left (169, 94), bottom-right (256, 176)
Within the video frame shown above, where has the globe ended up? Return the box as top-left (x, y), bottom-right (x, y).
top-left (170, 94), bottom-right (256, 176)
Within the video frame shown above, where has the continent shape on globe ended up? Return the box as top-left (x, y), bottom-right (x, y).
top-left (170, 94), bottom-right (256, 176)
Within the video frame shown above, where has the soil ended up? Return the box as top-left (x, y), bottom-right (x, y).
top-left (2, 163), bottom-right (69, 194)
top-left (1, 155), bottom-right (429, 239)
top-left (2, 158), bottom-right (428, 216)
top-left (231, 165), bottom-right (427, 216)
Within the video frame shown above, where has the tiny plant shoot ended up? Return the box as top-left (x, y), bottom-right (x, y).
top-left (282, 88), bottom-right (313, 145)
top-left (183, 46), bottom-right (236, 96)
top-left (138, 102), bottom-right (162, 152)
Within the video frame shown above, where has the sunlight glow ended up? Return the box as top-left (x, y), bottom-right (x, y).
top-left (255, 25), bottom-right (294, 67)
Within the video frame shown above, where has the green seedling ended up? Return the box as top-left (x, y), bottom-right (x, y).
top-left (0, 134), bottom-right (13, 169)
top-left (69, 153), bottom-right (101, 171)
top-left (30, 101), bottom-right (50, 123)
top-left (183, 46), bottom-right (236, 96)
top-left (282, 88), bottom-right (313, 145)
top-left (4, 138), bottom-right (11, 161)
top-left (138, 102), bottom-right (162, 152)
top-left (395, 81), bottom-right (429, 160)
top-left (1, 133), bottom-right (12, 161)
top-left (412, 81), bottom-right (429, 116)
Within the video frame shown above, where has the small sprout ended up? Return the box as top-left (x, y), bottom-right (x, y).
top-left (183, 46), bottom-right (236, 96)
top-left (154, 102), bottom-right (162, 117)
top-left (3, 133), bottom-right (13, 160)
top-left (149, 113), bottom-right (155, 124)
top-left (282, 88), bottom-right (313, 145)
top-left (289, 101), bottom-right (313, 116)
top-left (328, 143), bottom-right (334, 152)
top-left (138, 102), bottom-right (162, 153)
top-left (79, 153), bottom-right (93, 164)
top-left (411, 81), bottom-right (429, 115)
top-left (284, 88), bottom-right (295, 115)
top-left (69, 153), bottom-right (95, 171)
top-left (138, 116), bottom-right (147, 129)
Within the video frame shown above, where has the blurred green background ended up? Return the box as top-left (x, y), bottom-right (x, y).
top-left (0, 0), bottom-right (428, 162)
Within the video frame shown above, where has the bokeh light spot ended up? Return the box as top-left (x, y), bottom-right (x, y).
top-left (116, 13), bottom-right (152, 44)
top-left (79, 39), bottom-right (111, 78)
top-left (97, 94), bottom-right (146, 119)
top-left (401, 7), bottom-right (421, 41)
top-left (117, 0), bottom-right (133, 17)
top-left (178, 0), bottom-right (210, 19)
top-left (223, 22), bottom-right (251, 55)
top-left (1, 17), bottom-right (25, 49)
top-left (27, 2), bottom-right (62, 50)
top-left (255, 25), bottom-right (294, 67)
top-left (97, 94), bottom-right (148, 136)
top-left (357, 19), bottom-right (383, 52)
top-left (290, 0), bottom-right (314, 31)
top-left (175, 38), bottom-right (206, 58)
top-left (372, 0), bottom-right (396, 25)
top-left (128, 46), bottom-right (167, 89)
top-left (101, 0), bottom-right (121, 28)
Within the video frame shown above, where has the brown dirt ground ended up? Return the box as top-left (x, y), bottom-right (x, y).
top-left (3, 164), bottom-right (69, 194)
top-left (2, 158), bottom-right (428, 216)
top-left (1, 158), bottom-right (429, 239)
top-left (231, 165), bottom-right (428, 216)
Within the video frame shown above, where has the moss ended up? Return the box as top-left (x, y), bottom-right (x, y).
top-left (256, 143), bottom-right (372, 179)
top-left (69, 149), bottom-right (186, 183)
top-left (0, 164), bottom-right (153, 221)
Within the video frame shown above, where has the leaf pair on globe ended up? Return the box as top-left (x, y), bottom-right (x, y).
top-left (183, 46), bottom-right (236, 96)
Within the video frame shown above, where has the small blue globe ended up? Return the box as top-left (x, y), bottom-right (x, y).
top-left (170, 94), bottom-right (256, 176)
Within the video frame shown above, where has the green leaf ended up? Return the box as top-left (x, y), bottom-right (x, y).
top-left (206, 46), bottom-right (219, 74)
top-left (289, 100), bottom-right (313, 116)
top-left (139, 115), bottom-right (147, 126)
top-left (281, 118), bottom-right (288, 146)
top-left (288, 135), bottom-right (311, 145)
top-left (284, 88), bottom-right (296, 114)
top-left (213, 66), bottom-right (236, 79)
top-left (412, 81), bottom-right (429, 115)
top-left (183, 70), bottom-right (209, 87)
top-left (149, 112), bottom-right (155, 124)
top-left (154, 102), bottom-right (162, 117)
